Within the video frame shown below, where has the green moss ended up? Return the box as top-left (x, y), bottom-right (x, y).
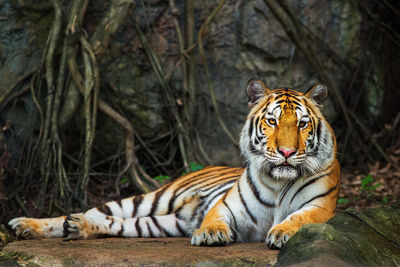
top-left (276, 206), bottom-right (400, 266)
top-left (0, 251), bottom-right (39, 267)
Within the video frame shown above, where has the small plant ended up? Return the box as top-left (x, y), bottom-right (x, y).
top-left (189, 162), bottom-right (204, 172)
top-left (181, 162), bottom-right (205, 175)
top-left (360, 174), bottom-right (382, 192)
top-left (337, 197), bottom-right (349, 205)
top-left (119, 177), bottom-right (128, 184)
top-left (153, 174), bottom-right (171, 184)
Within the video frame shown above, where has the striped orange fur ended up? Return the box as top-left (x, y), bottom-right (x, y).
top-left (9, 79), bottom-right (340, 249)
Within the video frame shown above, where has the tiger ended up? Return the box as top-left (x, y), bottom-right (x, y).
top-left (8, 78), bottom-right (340, 249)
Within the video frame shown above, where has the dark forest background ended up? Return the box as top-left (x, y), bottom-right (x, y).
top-left (0, 0), bottom-right (399, 224)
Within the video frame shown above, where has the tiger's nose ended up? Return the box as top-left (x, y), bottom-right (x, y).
top-left (278, 148), bottom-right (297, 159)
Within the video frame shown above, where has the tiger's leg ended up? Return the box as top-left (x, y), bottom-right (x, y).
top-left (190, 195), bottom-right (236, 246)
top-left (64, 213), bottom-right (188, 239)
top-left (266, 205), bottom-right (335, 248)
top-left (9, 189), bottom-right (168, 239)
top-left (266, 165), bottom-right (340, 249)
top-left (9, 216), bottom-right (68, 239)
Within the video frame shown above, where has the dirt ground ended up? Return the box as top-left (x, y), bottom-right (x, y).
top-left (1, 237), bottom-right (279, 266)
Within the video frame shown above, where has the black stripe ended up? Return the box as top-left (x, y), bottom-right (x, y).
top-left (146, 221), bottom-right (154, 237)
top-left (175, 169), bottom-right (237, 194)
top-left (261, 106), bottom-right (268, 113)
top-left (149, 182), bottom-right (174, 216)
top-left (149, 190), bottom-right (163, 216)
top-left (171, 167), bottom-right (233, 194)
top-left (195, 186), bottom-right (232, 224)
top-left (63, 215), bottom-right (71, 237)
top-left (248, 117), bottom-right (254, 137)
top-left (316, 119), bottom-right (322, 146)
top-left (249, 141), bottom-right (264, 156)
top-left (197, 175), bottom-right (239, 192)
top-left (291, 99), bottom-right (301, 106)
top-left (150, 216), bottom-right (162, 233)
top-left (222, 197), bottom-right (237, 242)
top-left (179, 167), bottom-right (233, 185)
top-left (97, 204), bottom-right (112, 216)
top-left (246, 170), bottom-right (275, 207)
top-left (200, 180), bottom-right (236, 200)
top-left (162, 226), bottom-right (173, 237)
top-left (118, 224), bottom-right (124, 236)
top-left (257, 122), bottom-right (264, 139)
top-left (298, 186), bottom-right (337, 210)
top-left (310, 116), bottom-right (316, 136)
top-left (167, 170), bottom-right (239, 213)
top-left (192, 178), bottom-right (236, 223)
top-left (116, 200), bottom-right (122, 210)
top-left (149, 216), bottom-right (173, 237)
top-left (238, 182), bottom-right (257, 224)
top-left (135, 218), bottom-right (142, 237)
top-left (190, 200), bottom-right (204, 224)
top-left (289, 173), bottom-right (330, 205)
top-left (193, 180), bottom-right (237, 225)
top-left (132, 195), bottom-right (144, 217)
top-left (175, 220), bottom-right (186, 236)
top-left (279, 179), bottom-right (296, 206)
top-left (107, 216), bottom-right (115, 229)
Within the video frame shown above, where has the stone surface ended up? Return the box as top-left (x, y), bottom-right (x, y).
top-left (275, 204), bottom-right (400, 266)
top-left (0, 238), bottom-right (279, 266)
top-left (0, 0), bottom-right (362, 167)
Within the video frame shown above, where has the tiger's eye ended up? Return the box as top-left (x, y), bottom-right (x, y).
top-left (267, 118), bottom-right (276, 125)
top-left (299, 121), bottom-right (307, 128)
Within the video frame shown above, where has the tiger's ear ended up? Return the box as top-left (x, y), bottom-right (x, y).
top-left (246, 78), bottom-right (271, 109)
top-left (305, 82), bottom-right (328, 108)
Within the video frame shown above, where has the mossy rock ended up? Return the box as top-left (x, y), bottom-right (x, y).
top-left (0, 224), bottom-right (12, 249)
top-left (276, 205), bottom-right (400, 266)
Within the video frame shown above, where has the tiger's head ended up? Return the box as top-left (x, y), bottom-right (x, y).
top-left (240, 78), bottom-right (336, 180)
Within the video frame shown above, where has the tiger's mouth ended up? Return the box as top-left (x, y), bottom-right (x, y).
top-left (268, 163), bottom-right (300, 180)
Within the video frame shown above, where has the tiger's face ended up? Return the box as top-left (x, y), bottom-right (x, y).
top-left (240, 78), bottom-right (335, 180)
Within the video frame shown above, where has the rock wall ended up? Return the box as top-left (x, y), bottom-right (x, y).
top-left (0, 0), bottom-right (362, 167)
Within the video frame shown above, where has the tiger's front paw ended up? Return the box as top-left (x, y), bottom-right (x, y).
top-left (8, 217), bottom-right (43, 239)
top-left (266, 223), bottom-right (296, 249)
top-left (191, 224), bottom-right (232, 246)
top-left (64, 215), bottom-right (89, 240)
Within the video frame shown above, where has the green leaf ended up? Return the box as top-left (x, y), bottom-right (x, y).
top-left (153, 175), bottom-right (170, 183)
top-left (119, 177), bottom-right (128, 184)
top-left (368, 182), bottom-right (382, 191)
top-left (337, 198), bottom-right (349, 204)
top-left (189, 162), bottom-right (204, 172)
top-left (361, 174), bottom-right (373, 189)
top-left (382, 196), bottom-right (388, 204)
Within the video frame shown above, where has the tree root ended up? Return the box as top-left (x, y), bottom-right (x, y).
top-left (198, 0), bottom-right (239, 148)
